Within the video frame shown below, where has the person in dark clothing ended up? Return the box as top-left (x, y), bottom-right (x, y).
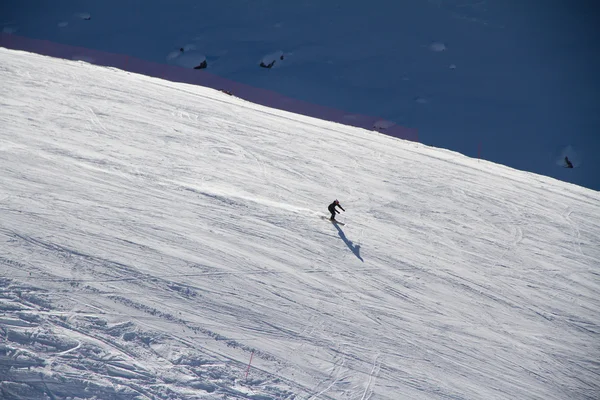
top-left (564, 156), bottom-right (573, 168)
top-left (328, 200), bottom-right (345, 221)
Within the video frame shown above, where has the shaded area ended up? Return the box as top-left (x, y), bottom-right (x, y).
top-left (333, 223), bottom-right (363, 262)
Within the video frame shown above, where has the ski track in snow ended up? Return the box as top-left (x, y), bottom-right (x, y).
top-left (1, 49), bottom-right (599, 399)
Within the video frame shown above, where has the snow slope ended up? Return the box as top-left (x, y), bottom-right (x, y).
top-left (1, 49), bottom-right (599, 399)
top-left (2, 0), bottom-right (599, 191)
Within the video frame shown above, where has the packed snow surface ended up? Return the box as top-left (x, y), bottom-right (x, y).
top-left (1, 49), bottom-right (599, 399)
top-left (3, 0), bottom-right (599, 189)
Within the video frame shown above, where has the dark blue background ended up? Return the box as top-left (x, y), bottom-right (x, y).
top-left (2, 0), bottom-right (598, 190)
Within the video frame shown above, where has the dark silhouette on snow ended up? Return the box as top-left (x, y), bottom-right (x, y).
top-left (564, 156), bottom-right (573, 169)
top-left (193, 60), bottom-right (207, 70)
top-left (259, 54), bottom-right (284, 69)
top-left (260, 60), bottom-right (276, 69)
top-left (328, 200), bottom-right (345, 221)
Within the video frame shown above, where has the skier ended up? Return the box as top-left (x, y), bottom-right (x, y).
top-left (564, 156), bottom-right (573, 168)
top-left (328, 200), bottom-right (345, 221)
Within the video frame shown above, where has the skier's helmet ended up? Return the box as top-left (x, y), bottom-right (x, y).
top-left (334, 199), bottom-right (339, 204)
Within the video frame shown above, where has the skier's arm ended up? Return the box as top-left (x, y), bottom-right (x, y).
top-left (339, 205), bottom-right (345, 212)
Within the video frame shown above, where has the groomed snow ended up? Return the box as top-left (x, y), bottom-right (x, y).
top-left (1, 49), bottom-right (599, 399)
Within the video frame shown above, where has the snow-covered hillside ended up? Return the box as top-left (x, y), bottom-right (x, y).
top-left (1, 49), bottom-right (599, 399)
top-left (2, 0), bottom-right (599, 191)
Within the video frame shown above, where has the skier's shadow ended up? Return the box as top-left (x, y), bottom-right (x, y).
top-left (333, 223), bottom-right (364, 262)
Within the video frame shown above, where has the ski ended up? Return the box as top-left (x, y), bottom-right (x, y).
top-left (320, 216), bottom-right (345, 226)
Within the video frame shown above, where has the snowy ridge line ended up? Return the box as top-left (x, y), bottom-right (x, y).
top-left (0, 32), bottom-right (418, 142)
